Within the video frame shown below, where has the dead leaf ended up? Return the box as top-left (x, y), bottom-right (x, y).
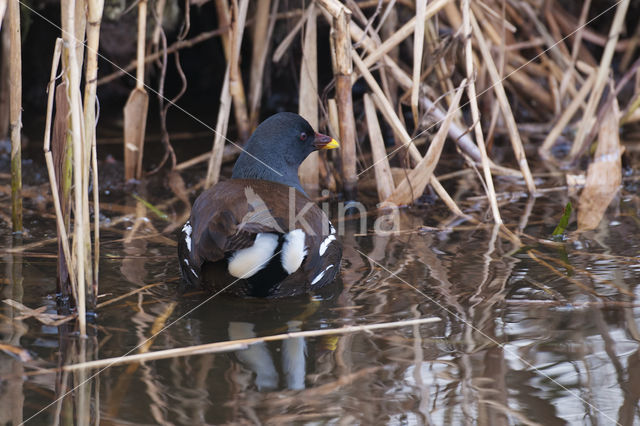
top-left (577, 94), bottom-right (622, 231)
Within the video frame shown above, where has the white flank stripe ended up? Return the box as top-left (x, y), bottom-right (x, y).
top-left (311, 264), bottom-right (334, 285)
top-left (182, 221), bottom-right (192, 252)
top-left (281, 229), bottom-right (307, 274)
top-left (319, 235), bottom-right (336, 256)
top-left (228, 233), bottom-right (279, 278)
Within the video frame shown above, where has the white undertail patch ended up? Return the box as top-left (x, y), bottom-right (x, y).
top-left (228, 233), bottom-right (279, 278)
top-left (311, 264), bottom-right (334, 285)
top-left (319, 234), bottom-right (336, 256)
top-left (281, 229), bottom-right (307, 274)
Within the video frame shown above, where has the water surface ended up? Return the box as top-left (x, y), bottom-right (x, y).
top-left (1, 172), bottom-right (639, 425)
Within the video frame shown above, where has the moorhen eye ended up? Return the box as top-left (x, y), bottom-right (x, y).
top-left (300, 132), bottom-right (307, 141)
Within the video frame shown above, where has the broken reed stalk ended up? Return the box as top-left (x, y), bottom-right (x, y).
top-left (577, 92), bottom-right (622, 231)
top-left (63, 0), bottom-right (87, 336)
top-left (462, 0), bottom-right (501, 225)
top-left (321, 0), bottom-right (357, 199)
top-left (123, 0), bottom-right (149, 180)
top-left (83, 0), bottom-right (104, 304)
top-left (299, 3), bottom-right (320, 193)
top-left (568, 0), bottom-right (630, 160)
top-left (53, 84), bottom-right (74, 294)
top-left (205, 0), bottom-right (249, 189)
top-left (57, 317), bottom-right (441, 371)
top-left (8, 0), bottom-right (22, 232)
top-left (363, 94), bottom-right (394, 202)
top-left (44, 39), bottom-right (78, 303)
top-left (411, 0), bottom-right (426, 126)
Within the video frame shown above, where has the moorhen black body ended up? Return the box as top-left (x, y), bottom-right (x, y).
top-left (178, 113), bottom-right (342, 297)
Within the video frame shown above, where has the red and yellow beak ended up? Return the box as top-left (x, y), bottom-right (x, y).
top-left (314, 132), bottom-right (340, 150)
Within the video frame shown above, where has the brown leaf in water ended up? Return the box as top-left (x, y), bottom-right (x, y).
top-left (577, 95), bottom-right (622, 231)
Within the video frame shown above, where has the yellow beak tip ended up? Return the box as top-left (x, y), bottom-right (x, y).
top-left (323, 138), bottom-right (340, 150)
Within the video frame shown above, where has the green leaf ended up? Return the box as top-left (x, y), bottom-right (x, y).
top-left (131, 194), bottom-right (170, 221)
top-left (552, 202), bottom-right (572, 237)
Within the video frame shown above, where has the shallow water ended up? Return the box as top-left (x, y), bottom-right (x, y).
top-left (1, 174), bottom-right (640, 425)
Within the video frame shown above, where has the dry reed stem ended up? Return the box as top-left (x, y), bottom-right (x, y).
top-left (0, 28), bottom-right (9, 141)
top-left (63, 0), bottom-right (87, 336)
top-left (205, 0), bottom-right (249, 189)
top-left (95, 281), bottom-right (169, 309)
top-left (540, 71), bottom-right (596, 160)
top-left (214, 0), bottom-right (250, 141)
top-left (411, 0), bottom-right (427, 126)
top-left (299, 4), bottom-right (320, 192)
top-left (366, 89), bottom-right (465, 216)
top-left (330, 4), bottom-right (357, 198)
top-left (8, 0), bottom-right (21, 232)
top-left (228, 0), bottom-right (250, 142)
top-left (363, 94), bottom-right (394, 202)
top-left (214, 0), bottom-right (231, 58)
top-left (359, 0), bottom-right (450, 73)
top-left (151, 0), bottom-right (166, 48)
top-left (124, 0), bottom-right (149, 181)
top-left (56, 317), bottom-right (440, 371)
top-left (44, 38), bottom-right (77, 302)
top-left (136, 1), bottom-right (146, 90)
top-left (352, 54), bottom-right (421, 164)
top-left (327, 98), bottom-right (339, 137)
top-left (248, 0), bottom-right (276, 127)
top-left (462, 0), bottom-right (501, 225)
top-left (272, 4), bottom-right (314, 63)
top-left (503, 64), bottom-right (554, 111)
top-left (569, 0), bottom-right (630, 160)
top-left (349, 16), bottom-right (494, 169)
top-left (425, 20), bottom-right (455, 109)
top-left (384, 80), bottom-right (465, 206)
top-left (559, 0), bottom-right (591, 99)
top-left (60, 0), bottom-right (86, 71)
top-left (520, 3), bottom-right (570, 72)
top-left (84, 0), bottom-right (104, 302)
top-left (620, 12), bottom-right (640, 71)
top-left (359, 15), bottom-right (415, 76)
top-left (470, 12), bottom-right (536, 194)
top-left (174, 144), bottom-right (240, 171)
